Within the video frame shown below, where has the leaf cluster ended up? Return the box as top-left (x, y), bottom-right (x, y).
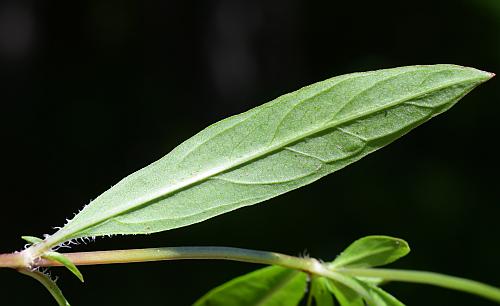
top-left (195, 236), bottom-right (409, 306)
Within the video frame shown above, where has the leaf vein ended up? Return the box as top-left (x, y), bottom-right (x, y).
top-left (331, 69), bottom-right (422, 121)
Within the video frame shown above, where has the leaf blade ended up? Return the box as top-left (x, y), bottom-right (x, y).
top-left (327, 277), bottom-right (406, 306)
top-left (42, 252), bottom-right (84, 283)
top-left (365, 285), bottom-right (405, 306)
top-left (22, 236), bottom-right (43, 245)
top-left (193, 265), bottom-right (307, 306)
top-left (19, 269), bottom-right (71, 306)
top-left (309, 277), bottom-right (335, 306)
top-left (326, 279), bottom-right (365, 306)
top-left (42, 65), bottom-right (492, 244)
top-left (330, 236), bottom-right (410, 269)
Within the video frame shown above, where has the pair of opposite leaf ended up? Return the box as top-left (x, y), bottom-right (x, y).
top-left (194, 236), bottom-right (409, 306)
top-left (20, 64), bottom-right (493, 305)
top-left (22, 236), bottom-right (83, 283)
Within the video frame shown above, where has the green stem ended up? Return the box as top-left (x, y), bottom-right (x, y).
top-left (342, 268), bottom-right (500, 303)
top-left (2, 246), bottom-right (321, 273)
top-left (3, 247), bottom-right (500, 304)
top-left (38, 247), bottom-right (370, 302)
top-left (55, 246), bottom-right (314, 268)
top-left (0, 246), bottom-right (368, 301)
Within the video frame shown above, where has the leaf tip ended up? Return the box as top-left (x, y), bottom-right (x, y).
top-left (21, 236), bottom-right (44, 245)
top-left (451, 65), bottom-right (495, 83)
top-left (476, 69), bottom-right (495, 81)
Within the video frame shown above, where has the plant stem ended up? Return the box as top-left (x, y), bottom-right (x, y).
top-left (2, 247), bottom-right (500, 304)
top-left (42, 246), bottom-right (314, 268)
top-left (342, 268), bottom-right (500, 303)
top-left (2, 246), bottom-right (372, 301)
top-left (2, 246), bottom-right (322, 274)
top-left (0, 252), bottom-right (26, 268)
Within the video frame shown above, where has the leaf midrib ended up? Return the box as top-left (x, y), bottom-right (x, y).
top-left (51, 74), bottom-right (482, 244)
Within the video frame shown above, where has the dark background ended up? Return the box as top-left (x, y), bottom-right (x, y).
top-left (1, 1), bottom-right (499, 305)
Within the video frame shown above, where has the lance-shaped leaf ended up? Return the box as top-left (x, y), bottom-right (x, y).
top-left (327, 277), bottom-right (405, 306)
top-left (330, 236), bottom-right (410, 269)
top-left (363, 284), bottom-right (405, 306)
top-left (19, 269), bottom-right (71, 306)
top-left (327, 279), bottom-right (365, 306)
top-left (42, 252), bottom-right (84, 283)
top-left (193, 266), bottom-right (307, 306)
top-left (22, 236), bottom-right (44, 245)
top-left (39, 65), bottom-right (492, 246)
top-left (308, 276), bottom-right (335, 306)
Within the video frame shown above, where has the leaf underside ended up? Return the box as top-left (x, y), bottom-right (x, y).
top-left (44, 64), bottom-right (492, 244)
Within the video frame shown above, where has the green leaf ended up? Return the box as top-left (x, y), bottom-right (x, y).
top-left (22, 236), bottom-right (43, 245)
top-left (308, 277), bottom-right (335, 306)
top-left (41, 65), bottom-right (492, 246)
top-left (327, 277), bottom-right (404, 306)
top-left (42, 252), bottom-right (84, 283)
top-left (364, 285), bottom-right (405, 306)
top-left (193, 265), bottom-right (307, 306)
top-left (326, 279), bottom-right (364, 306)
top-left (19, 269), bottom-right (71, 306)
top-left (355, 276), bottom-right (385, 286)
top-left (330, 236), bottom-right (410, 269)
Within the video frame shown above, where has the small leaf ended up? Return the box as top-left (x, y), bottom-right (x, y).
top-left (326, 279), bottom-right (364, 306)
top-left (330, 236), bottom-right (410, 269)
top-left (19, 269), bottom-right (71, 306)
top-left (21, 236), bottom-right (84, 283)
top-left (193, 265), bottom-right (307, 306)
top-left (38, 65), bottom-right (492, 248)
top-left (42, 252), bottom-right (84, 283)
top-left (22, 236), bottom-right (43, 245)
top-left (356, 276), bottom-right (385, 286)
top-left (308, 277), bottom-right (335, 306)
top-left (327, 277), bottom-right (404, 306)
top-left (364, 285), bottom-right (405, 306)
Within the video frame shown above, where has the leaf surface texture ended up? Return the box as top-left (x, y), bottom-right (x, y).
top-left (46, 65), bottom-right (492, 242)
